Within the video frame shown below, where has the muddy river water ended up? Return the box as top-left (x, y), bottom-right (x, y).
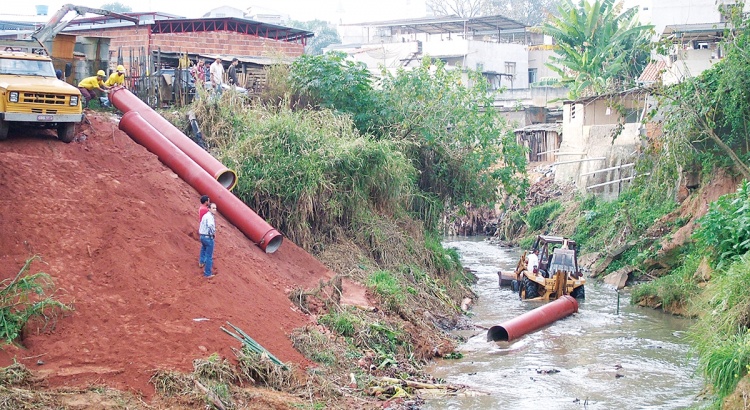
top-left (424, 237), bottom-right (705, 409)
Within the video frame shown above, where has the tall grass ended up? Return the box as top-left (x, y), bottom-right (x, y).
top-left (630, 252), bottom-right (702, 309)
top-left (691, 253), bottom-right (750, 400)
top-left (526, 200), bottom-right (561, 231)
top-left (195, 99), bottom-right (415, 251)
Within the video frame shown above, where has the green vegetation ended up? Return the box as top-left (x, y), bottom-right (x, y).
top-left (184, 50), bottom-right (525, 405)
top-left (289, 20), bottom-right (342, 56)
top-left (691, 254), bottom-right (750, 398)
top-left (541, 0), bottom-right (653, 99)
top-left (629, 252), bottom-right (702, 310)
top-left (694, 180), bottom-right (750, 269)
top-left (368, 270), bottom-right (406, 311)
top-left (0, 256), bottom-right (70, 345)
top-left (571, 188), bottom-right (676, 254)
top-left (526, 200), bottom-right (561, 231)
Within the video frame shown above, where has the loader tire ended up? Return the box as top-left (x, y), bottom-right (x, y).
top-left (570, 285), bottom-right (585, 300)
top-left (520, 275), bottom-right (539, 300)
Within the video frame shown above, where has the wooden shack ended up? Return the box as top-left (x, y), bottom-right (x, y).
top-left (514, 123), bottom-right (562, 163)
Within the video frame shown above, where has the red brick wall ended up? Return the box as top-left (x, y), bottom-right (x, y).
top-left (66, 25), bottom-right (303, 69)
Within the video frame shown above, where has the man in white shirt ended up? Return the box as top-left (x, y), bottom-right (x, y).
top-left (199, 203), bottom-right (218, 278)
top-left (209, 57), bottom-right (224, 97)
top-left (526, 249), bottom-right (539, 274)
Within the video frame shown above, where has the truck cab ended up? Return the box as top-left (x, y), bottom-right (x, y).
top-left (0, 50), bottom-right (82, 142)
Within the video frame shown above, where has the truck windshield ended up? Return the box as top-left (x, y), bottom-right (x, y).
top-left (0, 58), bottom-right (56, 77)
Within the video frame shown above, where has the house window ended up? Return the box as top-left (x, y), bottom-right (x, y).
top-left (528, 68), bottom-right (537, 84)
top-left (505, 62), bottom-right (516, 76)
top-left (624, 109), bottom-right (639, 123)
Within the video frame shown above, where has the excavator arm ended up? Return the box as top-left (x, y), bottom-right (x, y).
top-left (31, 4), bottom-right (139, 46)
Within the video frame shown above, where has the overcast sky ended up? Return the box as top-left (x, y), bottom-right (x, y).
top-left (3, 0), bottom-right (428, 24)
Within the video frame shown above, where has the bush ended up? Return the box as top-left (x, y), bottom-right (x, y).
top-left (690, 253), bottom-right (750, 400)
top-left (526, 201), bottom-right (561, 231)
top-left (1, 256), bottom-right (70, 344)
top-left (694, 180), bottom-right (750, 269)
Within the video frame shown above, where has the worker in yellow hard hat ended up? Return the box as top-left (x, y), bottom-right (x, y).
top-left (105, 65), bottom-right (127, 88)
top-left (77, 70), bottom-right (109, 108)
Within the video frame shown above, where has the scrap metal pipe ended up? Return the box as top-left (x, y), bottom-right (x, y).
top-left (119, 111), bottom-right (282, 253)
top-left (109, 86), bottom-right (237, 190)
top-left (486, 295), bottom-right (578, 343)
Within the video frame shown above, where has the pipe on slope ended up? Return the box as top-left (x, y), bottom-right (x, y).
top-left (109, 86), bottom-right (237, 190)
top-left (119, 111), bottom-right (282, 253)
top-left (486, 295), bottom-right (578, 343)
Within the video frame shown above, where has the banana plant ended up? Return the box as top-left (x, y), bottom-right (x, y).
top-left (540, 0), bottom-right (653, 99)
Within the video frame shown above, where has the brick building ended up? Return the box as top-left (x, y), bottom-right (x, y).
top-left (65, 12), bottom-right (311, 63)
top-left (54, 12), bottom-right (313, 100)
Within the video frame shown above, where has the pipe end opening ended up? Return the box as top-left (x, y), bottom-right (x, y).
top-left (487, 326), bottom-right (509, 342)
top-left (217, 170), bottom-right (238, 190)
top-left (264, 235), bottom-right (283, 254)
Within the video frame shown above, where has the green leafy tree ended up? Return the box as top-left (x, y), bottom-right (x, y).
top-left (289, 53), bottom-right (528, 220)
top-left (489, 0), bottom-right (561, 26)
top-left (378, 58), bottom-right (528, 210)
top-left (540, 0), bottom-right (652, 99)
top-left (289, 20), bottom-right (341, 56)
top-left (100, 2), bottom-right (132, 12)
top-left (426, 0), bottom-right (492, 17)
top-left (289, 51), bottom-right (382, 133)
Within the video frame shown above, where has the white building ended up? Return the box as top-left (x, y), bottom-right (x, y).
top-left (332, 15), bottom-right (568, 123)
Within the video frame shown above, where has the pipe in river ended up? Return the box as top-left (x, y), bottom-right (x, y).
top-left (487, 295), bottom-right (578, 342)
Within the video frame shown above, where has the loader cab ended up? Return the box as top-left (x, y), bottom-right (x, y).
top-left (531, 235), bottom-right (577, 278)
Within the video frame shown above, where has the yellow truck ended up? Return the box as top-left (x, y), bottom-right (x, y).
top-left (0, 4), bottom-right (138, 143)
top-left (0, 50), bottom-right (82, 142)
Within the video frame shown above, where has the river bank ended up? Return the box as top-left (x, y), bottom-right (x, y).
top-left (424, 237), bottom-right (704, 409)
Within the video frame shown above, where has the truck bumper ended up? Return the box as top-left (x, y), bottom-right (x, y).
top-left (0, 113), bottom-right (83, 123)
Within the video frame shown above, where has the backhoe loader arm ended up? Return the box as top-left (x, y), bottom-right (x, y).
top-left (31, 4), bottom-right (139, 45)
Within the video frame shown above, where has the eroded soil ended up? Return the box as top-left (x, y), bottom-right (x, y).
top-left (0, 111), bottom-right (348, 398)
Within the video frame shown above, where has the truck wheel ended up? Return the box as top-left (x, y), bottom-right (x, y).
top-left (570, 285), bottom-right (585, 299)
top-left (521, 275), bottom-right (539, 300)
top-left (0, 119), bottom-right (8, 140)
top-left (57, 122), bottom-right (75, 143)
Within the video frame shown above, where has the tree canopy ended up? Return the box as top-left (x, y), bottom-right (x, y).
top-left (540, 0), bottom-right (652, 99)
top-left (427, 0), bottom-right (560, 25)
top-left (426, 0), bottom-right (490, 17)
top-left (288, 52), bottom-right (528, 220)
top-left (100, 2), bottom-right (132, 12)
top-left (490, 0), bottom-right (560, 26)
top-left (288, 20), bottom-right (341, 56)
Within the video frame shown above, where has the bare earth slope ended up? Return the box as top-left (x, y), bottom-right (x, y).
top-left (0, 113), bottom-right (332, 395)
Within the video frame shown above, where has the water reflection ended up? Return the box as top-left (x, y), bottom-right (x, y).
top-left (424, 237), bottom-right (703, 410)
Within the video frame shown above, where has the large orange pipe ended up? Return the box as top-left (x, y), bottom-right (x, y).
top-left (109, 86), bottom-right (237, 190)
top-left (486, 295), bottom-right (578, 342)
top-left (119, 111), bottom-right (282, 253)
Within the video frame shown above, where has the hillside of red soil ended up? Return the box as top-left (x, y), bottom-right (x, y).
top-left (0, 112), bottom-right (340, 396)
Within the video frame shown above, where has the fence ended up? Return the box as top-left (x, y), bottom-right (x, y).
top-left (113, 47), bottom-right (268, 108)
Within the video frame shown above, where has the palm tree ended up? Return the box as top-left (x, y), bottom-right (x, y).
top-left (541, 0), bottom-right (652, 99)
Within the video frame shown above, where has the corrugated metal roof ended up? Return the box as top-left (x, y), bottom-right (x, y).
top-left (65, 14), bottom-right (313, 42)
top-left (341, 14), bottom-right (527, 35)
top-left (514, 123), bottom-right (562, 133)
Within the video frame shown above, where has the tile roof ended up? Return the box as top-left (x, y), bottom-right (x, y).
top-left (638, 60), bottom-right (667, 84)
